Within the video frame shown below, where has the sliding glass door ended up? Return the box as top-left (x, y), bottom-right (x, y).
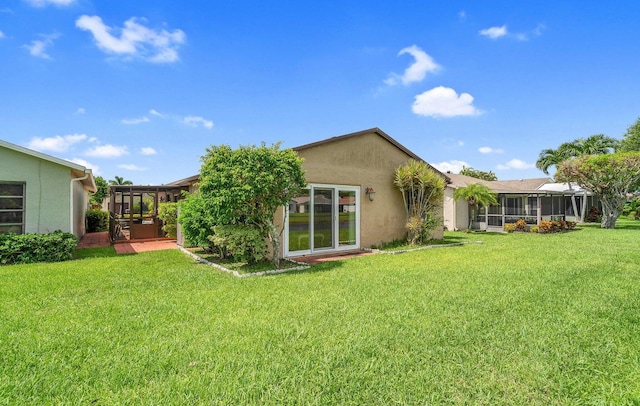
top-left (286, 184), bottom-right (359, 256)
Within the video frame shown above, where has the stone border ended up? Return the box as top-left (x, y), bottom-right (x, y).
top-left (179, 241), bottom-right (482, 278)
top-left (373, 240), bottom-right (483, 255)
top-left (179, 246), bottom-right (310, 278)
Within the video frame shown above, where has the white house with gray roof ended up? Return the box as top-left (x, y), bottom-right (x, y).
top-left (444, 173), bottom-right (599, 231)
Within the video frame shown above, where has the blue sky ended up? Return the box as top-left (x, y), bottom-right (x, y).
top-left (2, 1), bottom-right (640, 184)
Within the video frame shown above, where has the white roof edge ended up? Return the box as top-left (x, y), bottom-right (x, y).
top-left (0, 139), bottom-right (89, 173)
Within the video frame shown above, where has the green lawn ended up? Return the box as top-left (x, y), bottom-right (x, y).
top-left (2, 221), bottom-right (640, 404)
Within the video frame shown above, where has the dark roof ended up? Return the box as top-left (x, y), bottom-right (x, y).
top-left (167, 128), bottom-right (450, 184)
top-left (165, 174), bottom-right (200, 187)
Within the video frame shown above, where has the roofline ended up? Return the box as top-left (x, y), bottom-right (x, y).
top-left (165, 174), bottom-right (200, 186)
top-left (293, 127), bottom-right (421, 159)
top-left (0, 139), bottom-right (90, 173)
top-left (1, 139), bottom-right (95, 191)
top-left (293, 127), bottom-right (449, 181)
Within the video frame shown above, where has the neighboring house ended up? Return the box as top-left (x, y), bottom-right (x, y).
top-left (444, 172), bottom-right (599, 231)
top-left (276, 128), bottom-right (447, 258)
top-left (160, 128), bottom-right (447, 258)
top-left (0, 139), bottom-right (96, 237)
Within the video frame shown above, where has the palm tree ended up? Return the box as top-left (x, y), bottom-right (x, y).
top-left (453, 183), bottom-right (498, 230)
top-left (109, 175), bottom-right (133, 185)
top-left (578, 134), bottom-right (618, 155)
top-left (536, 134), bottom-right (617, 222)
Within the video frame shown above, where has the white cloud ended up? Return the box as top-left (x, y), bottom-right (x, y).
top-left (76, 107), bottom-right (86, 115)
top-left (140, 147), bottom-right (156, 155)
top-left (183, 116), bottom-right (213, 129)
top-left (23, 33), bottom-right (60, 60)
top-left (479, 146), bottom-right (504, 154)
top-left (121, 116), bottom-right (150, 125)
top-left (23, 0), bottom-right (76, 7)
top-left (458, 10), bottom-right (466, 21)
top-left (479, 25), bottom-right (508, 39)
top-left (0, 31), bottom-right (5, 39)
top-left (432, 160), bottom-right (469, 174)
top-left (145, 109), bottom-right (213, 129)
top-left (533, 23), bottom-right (546, 36)
top-left (75, 15), bottom-right (186, 63)
top-left (412, 86), bottom-right (481, 118)
top-left (496, 158), bottom-right (535, 170)
top-left (384, 45), bottom-right (440, 86)
top-left (67, 158), bottom-right (100, 175)
top-left (28, 134), bottom-right (87, 152)
top-left (118, 164), bottom-right (146, 171)
top-left (84, 144), bottom-right (128, 158)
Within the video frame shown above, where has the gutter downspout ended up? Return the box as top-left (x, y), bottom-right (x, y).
top-left (70, 171), bottom-right (90, 235)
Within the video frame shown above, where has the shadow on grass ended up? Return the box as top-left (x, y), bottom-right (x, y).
top-left (615, 219), bottom-right (640, 230)
top-left (74, 246), bottom-right (117, 259)
top-left (275, 260), bottom-right (345, 276)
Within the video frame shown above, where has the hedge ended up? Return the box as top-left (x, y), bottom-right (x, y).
top-left (0, 231), bottom-right (78, 265)
top-left (86, 209), bottom-right (109, 233)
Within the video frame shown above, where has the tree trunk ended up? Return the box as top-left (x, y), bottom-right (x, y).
top-left (468, 205), bottom-right (476, 230)
top-left (599, 196), bottom-right (625, 229)
top-left (268, 222), bottom-right (281, 268)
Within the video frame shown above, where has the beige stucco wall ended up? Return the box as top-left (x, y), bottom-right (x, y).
top-left (444, 186), bottom-right (468, 231)
top-left (276, 131), bottom-right (443, 255)
top-left (0, 147), bottom-right (82, 235)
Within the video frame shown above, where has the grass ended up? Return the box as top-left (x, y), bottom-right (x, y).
top-left (1, 219), bottom-right (640, 404)
top-left (190, 249), bottom-right (304, 274)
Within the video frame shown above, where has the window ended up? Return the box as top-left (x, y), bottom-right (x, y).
top-left (286, 184), bottom-right (360, 255)
top-left (0, 183), bottom-right (25, 234)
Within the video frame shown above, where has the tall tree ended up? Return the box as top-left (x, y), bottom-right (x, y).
top-left (459, 166), bottom-right (498, 181)
top-left (453, 183), bottom-right (498, 230)
top-left (394, 160), bottom-right (445, 245)
top-left (536, 134), bottom-right (617, 221)
top-left (618, 117), bottom-right (640, 152)
top-left (109, 176), bottom-right (133, 185)
top-left (196, 143), bottom-right (306, 267)
top-left (557, 152), bottom-right (640, 228)
top-left (89, 175), bottom-right (109, 206)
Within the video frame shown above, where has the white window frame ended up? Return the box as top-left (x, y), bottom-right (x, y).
top-left (284, 184), bottom-right (360, 257)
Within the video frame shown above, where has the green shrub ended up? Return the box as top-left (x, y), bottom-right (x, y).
top-left (209, 225), bottom-right (267, 264)
top-left (178, 191), bottom-right (215, 249)
top-left (86, 209), bottom-right (109, 232)
top-left (504, 223), bottom-right (517, 233)
top-left (0, 231), bottom-right (78, 265)
top-left (158, 202), bottom-right (178, 238)
top-left (530, 225), bottom-right (539, 233)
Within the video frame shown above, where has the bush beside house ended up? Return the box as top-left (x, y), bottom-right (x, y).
top-left (0, 231), bottom-right (78, 265)
top-left (86, 209), bottom-right (109, 233)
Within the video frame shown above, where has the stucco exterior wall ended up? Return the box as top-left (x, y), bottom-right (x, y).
top-left (72, 178), bottom-right (88, 235)
top-left (0, 148), bottom-right (72, 234)
top-left (292, 131), bottom-right (443, 250)
top-left (444, 187), bottom-right (468, 231)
